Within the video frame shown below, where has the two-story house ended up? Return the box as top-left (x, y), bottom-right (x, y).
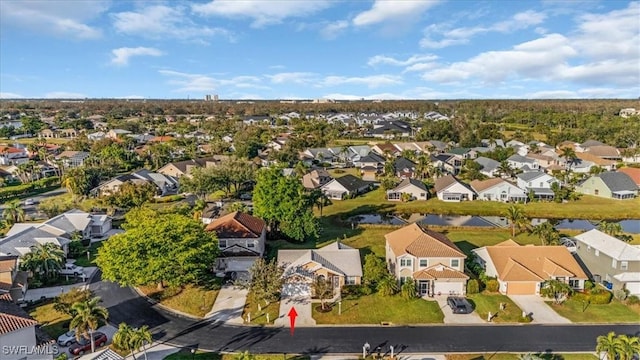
top-left (302, 169), bottom-right (332, 190)
top-left (385, 223), bottom-right (468, 296)
top-left (516, 171), bottom-right (559, 200)
top-left (205, 211), bottom-right (266, 275)
top-left (574, 229), bottom-right (640, 295)
top-left (0, 146), bottom-right (29, 166)
top-left (473, 240), bottom-right (587, 295)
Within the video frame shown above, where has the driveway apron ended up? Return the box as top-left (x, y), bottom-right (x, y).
top-left (432, 296), bottom-right (484, 324)
top-left (275, 295), bottom-right (316, 327)
top-left (508, 295), bottom-right (571, 324)
top-left (206, 285), bottom-right (248, 324)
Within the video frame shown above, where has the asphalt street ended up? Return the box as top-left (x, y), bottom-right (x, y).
top-left (89, 270), bottom-right (640, 355)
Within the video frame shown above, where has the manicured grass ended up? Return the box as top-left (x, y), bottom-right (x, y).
top-left (319, 188), bottom-right (640, 220)
top-left (312, 293), bottom-right (444, 324)
top-left (138, 284), bottom-right (219, 318)
top-left (327, 167), bottom-right (361, 178)
top-left (28, 301), bottom-right (72, 339)
top-left (548, 298), bottom-right (640, 323)
top-left (164, 351), bottom-right (309, 360)
top-left (242, 291), bottom-right (280, 325)
top-left (16, 137), bottom-right (72, 145)
top-left (467, 292), bottom-right (525, 323)
top-left (73, 241), bottom-right (103, 267)
top-left (447, 354), bottom-right (597, 360)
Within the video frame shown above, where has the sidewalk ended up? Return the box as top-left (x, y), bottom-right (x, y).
top-left (22, 267), bottom-right (98, 302)
top-left (124, 343), bottom-right (181, 360)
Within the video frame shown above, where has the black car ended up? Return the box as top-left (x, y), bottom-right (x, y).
top-left (446, 296), bottom-right (473, 314)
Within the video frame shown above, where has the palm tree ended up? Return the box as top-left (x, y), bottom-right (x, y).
top-left (308, 189), bottom-right (328, 217)
top-left (596, 331), bottom-right (622, 360)
top-left (560, 147), bottom-right (578, 171)
top-left (376, 274), bottom-right (399, 296)
top-left (618, 334), bottom-right (640, 360)
top-left (597, 221), bottom-right (623, 237)
top-left (132, 326), bottom-right (152, 360)
top-left (113, 323), bottom-right (137, 359)
top-left (70, 297), bottom-right (109, 354)
top-left (497, 160), bottom-right (514, 179)
top-left (505, 205), bottom-right (527, 237)
top-left (20, 243), bottom-right (65, 280)
top-left (2, 200), bottom-right (25, 225)
top-left (530, 221), bottom-right (559, 245)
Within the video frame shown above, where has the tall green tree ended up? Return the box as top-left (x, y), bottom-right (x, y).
top-left (618, 334), bottom-right (640, 360)
top-left (363, 254), bottom-right (387, 289)
top-left (70, 297), bottom-right (109, 354)
top-left (248, 258), bottom-right (284, 310)
top-left (179, 167), bottom-right (223, 200)
top-left (96, 208), bottom-right (219, 289)
top-left (102, 181), bottom-right (157, 210)
top-left (596, 331), bottom-right (623, 360)
top-left (530, 221), bottom-right (560, 245)
top-left (54, 288), bottom-right (93, 317)
top-left (505, 205), bottom-right (528, 237)
top-left (19, 243), bottom-right (66, 280)
top-left (312, 276), bottom-right (333, 311)
top-left (2, 200), bottom-right (25, 225)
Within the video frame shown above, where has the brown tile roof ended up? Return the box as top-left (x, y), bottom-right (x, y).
top-left (434, 174), bottom-right (458, 192)
top-left (584, 145), bottom-right (620, 158)
top-left (618, 167), bottom-right (640, 186)
top-left (469, 178), bottom-right (506, 192)
top-left (385, 223), bottom-right (465, 258)
top-left (575, 152), bottom-right (616, 166)
top-left (0, 293), bottom-right (12, 301)
top-left (484, 245), bottom-right (588, 282)
top-left (413, 264), bottom-right (469, 280)
top-left (149, 136), bottom-right (174, 142)
top-left (0, 257), bottom-right (17, 272)
top-left (205, 211), bottom-right (265, 239)
top-left (0, 312), bottom-right (38, 335)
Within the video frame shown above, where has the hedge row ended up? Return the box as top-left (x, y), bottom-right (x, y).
top-left (0, 177), bottom-right (60, 200)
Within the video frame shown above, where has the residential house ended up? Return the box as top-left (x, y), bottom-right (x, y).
top-left (278, 241), bottom-right (363, 298)
top-left (393, 157), bottom-right (417, 179)
top-left (525, 152), bottom-right (565, 171)
top-left (106, 129), bottom-right (132, 139)
top-left (472, 240), bottom-right (588, 295)
top-left (0, 146), bottom-right (29, 165)
top-left (302, 169), bottom-right (332, 190)
top-left (206, 211), bottom-right (266, 274)
top-left (576, 171), bottom-right (638, 200)
top-left (385, 223), bottom-right (468, 296)
top-left (434, 175), bottom-right (475, 202)
top-left (354, 151), bottom-right (385, 169)
top-left (584, 145), bottom-right (621, 161)
top-left (474, 157), bottom-right (500, 177)
top-left (574, 229), bottom-right (640, 295)
top-left (0, 293), bottom-right (55, 360)
top-left (576, 140), bottom-right (606, 152)
top-left (157, 156), bottom-right (227, 179)
top-left (369, 120), bottom-right (412, 139)
top-left (507, 154), bottom-right (539, 172)
top-left (618, 167), bottom-right (640, 188)
top-left (574, 152), bottom-right (617, 171)
top-left (87, 131), bottom-right (106, 141)
top-left (448, 147), bottom-right (478, 161)
top-left (38, 129), bottom-right (56, 138)
top-left (0, 256), bottom-right (27, 303)
top-left (360, 166), bottom-right (379, 181)
top-left (371, 143), bottom-right (401, 157)
top-left (516, 171), bottom-right (559, 200)
top-left (93, 169), bottom-right (178, 196)
top-left (386, 178), bottom-right (428, 201)
top-left (54, 150), bottom-right (90, 168)
top-left (300, 147), bottom-right (337, 164)
top-left (431, 154), bottom-right (461, 175)
top-left (470, 178), bottom-right (527, 203)
top-left (321, 175), bottom-right (371, 200)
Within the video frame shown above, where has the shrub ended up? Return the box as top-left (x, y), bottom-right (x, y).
top-left (401, 280), bottom-right (418, 300)
top-left (613, 289), bottom-right (627, 301)
top-left (589, 290), bottom-right (613, 305)
top-left (626, 295), bottom-right (640, 305)
top-left (485, 279), bottom-right (500, 293)
top-left (341, 284), bottom-right (366, 299)
top-left (466, 279), bottom-right (480, 294)
top-left (584, 280), bottom-right (595, 291)
top-left (68, 240), bottom-right (85, 258)
top-left (153, 194), bottom-right (184, 203)
top-left (518, 314), bottom-right (532, 323)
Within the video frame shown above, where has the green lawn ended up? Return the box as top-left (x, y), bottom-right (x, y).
top-left (73, 241), bottom-right (103, 267)
top-left (138, 284), bottom-right (219, 318)
top-left (549, 299), bottom-right (640, 323)
top-left (242, 291), bottom-right (280, 325)
top-left (467, 292), bottom-right (525, 323)
top-left (320, 188), bottom-right (640, 221)
top-left (312, 293), bottom-right (444, 324)
top-left (447, 354), bottom-right (597, 360)
top-left (28, 301), bottom-right (72, 339)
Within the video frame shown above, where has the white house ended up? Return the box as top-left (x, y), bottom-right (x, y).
top-left (516, 171), bottom-right (559, 200)
top-left (0, 146), bottom-right (29, 166)
top-left (434, 175), bottom-right (475, 202)
top-left (507, 154), bottom-right (539, 172)
top-left (0, 293), bottom-right (54, 360)
top-left (387, 178), bottom-right (428, 201)
top-left (321, 175), bottom-right (371, 200)
top-left (469, 178), bottom-right (527, 202)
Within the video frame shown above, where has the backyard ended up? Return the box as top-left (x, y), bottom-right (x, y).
top-left (312, 293), bottom-right (444, 325)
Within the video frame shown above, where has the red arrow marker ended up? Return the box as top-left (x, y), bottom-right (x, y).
top-left (287, 307), bottom-right (298, 336)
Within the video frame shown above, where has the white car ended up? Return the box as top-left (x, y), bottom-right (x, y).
top-left (23, 198), bottom-right (35, 206)
top-left (57, 329), bottom-right (76, 347)
top-left (59, 263), bottom-right (85, 276)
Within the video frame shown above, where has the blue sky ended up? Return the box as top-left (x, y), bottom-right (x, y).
top-left (1, 0), bottom-right (638, 100)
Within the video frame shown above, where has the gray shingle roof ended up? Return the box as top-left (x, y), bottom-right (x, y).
top-left (517, 171), bottom-right (546, 182)
top-left (475, 157), bottom-right (500, 172)
top-left (334, 175), bottom-right (371, 192)
top-left (597, 172), bottom-right (637, 192)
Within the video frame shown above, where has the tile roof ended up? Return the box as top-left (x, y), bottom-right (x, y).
top-left (575, 152), bottom-right (616, 166)
top-left (205, 211), bottom-right (265, 239)
top-left (0, 312), bottom-right (38, 335)
top-left (413, 264), bottom-right (469, 280)
top-left (584, 145), bottom-right (620, 158)
top-left (385, 223), bottom-right (465, 258)
top-left (433, 174), bottom-right (458, 192)
top-left (470, 178), bottom-right (507, 192)
top-left (618, 167), bottom-right (640, 186)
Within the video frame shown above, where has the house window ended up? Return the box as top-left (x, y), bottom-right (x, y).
top-left (247, 242), bottom-right (255, 248)
top-left (400, 258), bottom-right (412, 267)
top-left (419, 259), bottom-right (428, 267)
top-left (346, 276), bottom-right (357, 285)
top-left (621, 261), bottom-right (628, 270)
top-left (450, 259), bottom-right (460, 268)
top-left (420, 193), bottom-right (426, 198)
top-left (612, 259), bottom-right (617, 269)
top-left (569, 279), bottom-right (579, 288)
top-left (595, 249), bottom-right (599, 256)
top-left (219, 240), bottom-right (227, 248)
top-left (594, 189), bottom-right (599, 195)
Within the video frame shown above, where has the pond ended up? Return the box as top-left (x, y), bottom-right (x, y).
top-left (347, 213), bottom-right (640, 234)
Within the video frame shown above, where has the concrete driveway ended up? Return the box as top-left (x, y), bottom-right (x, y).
top-left (275, 296), bottom-right (316, 327)
top-left (432, 296), bottom-right (484, 324)
top-left (508, 295), bottom-right (571, 324)
top-left (206, 285), bottom-right (248, 324)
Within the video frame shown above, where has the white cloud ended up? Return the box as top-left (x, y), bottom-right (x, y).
top-left (320, 20), bottom-right (349, 39)
top-left (44, 91), bottom-right (87, 99)
top-left (0, 92), bottom-right (24, 99)
top-left (321, 75), bottom-right (403, 88)
top-left (0, 0), bottom-right (107, 39)
top-left (192, 0), bottom-right (334, 27)
top-left (267, 72), bottom-right (318, 84)
top-left (117, 95), bottom-right (146, 99)
top-left (420, 10), bottom-right (547, 48)
top-left (353, 0), bottom-right (441, 27)
top-left (367, 54), bottom-right (438, 67)
top-left (112, 4), bottom-right (233, 41)
top-left (525, 90), bottom-right (578, 99)
top-left (111, 47), bottom-right (163, 66)
top-left (159, 70), bottom-right (267, 92)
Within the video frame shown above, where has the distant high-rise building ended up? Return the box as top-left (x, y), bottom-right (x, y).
top-left (204, 94), bottom-right (219, 102)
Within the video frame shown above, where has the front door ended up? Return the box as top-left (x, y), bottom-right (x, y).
top-left (333, 275), bottom-right (340, 289)
top-left (419, 281), bottom-right (429, 296)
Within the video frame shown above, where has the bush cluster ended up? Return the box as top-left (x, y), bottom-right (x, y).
top-left (485, 279), bottom-right (500, 293)
top-left (341, 284), bottom-right (371, 299)
top-left (466, 279), bottom-right (480, 294)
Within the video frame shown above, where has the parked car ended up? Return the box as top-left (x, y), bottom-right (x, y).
top-left (59, 263), bottom-right (85, 276)
top-left (239, 193), bottom-right (252, 200)
top-left (69, 332), bottom-right (107, 356)
top-left (23, 198), bottom-right (35, 206)
top-left (57, 329), bottom-right (76, 347)
top-left (447, 296), bottom-right (473, 314)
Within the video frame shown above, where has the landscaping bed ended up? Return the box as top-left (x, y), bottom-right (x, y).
top-left (138, 284), bottom-right (219, 318)
top-left (242, 291), bottom-right (280, 325)
top-left (548, 298), bottom-right (640, 323)
top-left (312, 293), bottom-right (444, 324)
top-left (467, 292), bottom-right (526, 323)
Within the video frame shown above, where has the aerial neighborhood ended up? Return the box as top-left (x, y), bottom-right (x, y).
top-left (0, 99), bottom-right (639, 359)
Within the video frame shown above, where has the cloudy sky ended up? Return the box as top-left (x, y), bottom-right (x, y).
top-left (1, 0), bottom-right (638, 100)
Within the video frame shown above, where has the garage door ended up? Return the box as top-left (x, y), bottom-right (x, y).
top-left (282, 283), bottom-right (310, 298)
top-left (506, 282), bottom-right (537, 295)
top-left (625, 282), bottom-right (640, 296)
top-left (433, 281), bottom-right (464, 296)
